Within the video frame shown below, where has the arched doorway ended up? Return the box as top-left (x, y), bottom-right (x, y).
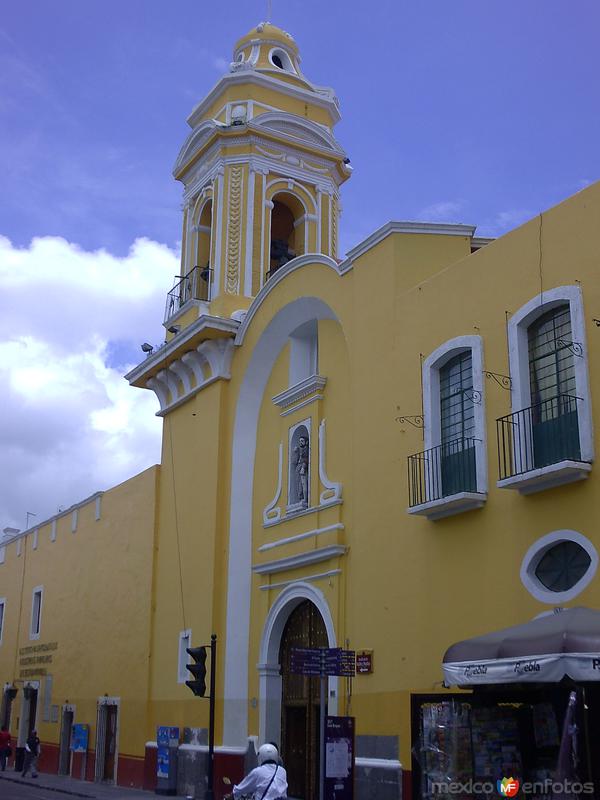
top-left (279, 600), bottom-right (327, 800)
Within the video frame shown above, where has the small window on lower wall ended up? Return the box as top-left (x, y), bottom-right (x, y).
top-left (30, 586), bottom-right (43, 640)
top-left (521, 530), bottom-right (598, 604)
top-left (178, 630), bottom-right (191, 683)
top-left (0, 598), bottom-right (5, 645)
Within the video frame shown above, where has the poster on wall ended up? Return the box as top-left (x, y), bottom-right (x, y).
top-left (157, 726), bottom-right (180, 780)
top-left (325, 716), bottom-right (355, 800)
top-left (70, 724), bottom-right (89, 753)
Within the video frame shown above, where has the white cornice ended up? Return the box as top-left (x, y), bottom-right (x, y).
top-left (235, 253), bottom-right (342, 346)
top-left (186, 71), bottom-right (341, 130)
top-left (177, 127), bottom-right (345, 188)
top-left (125, 315), bottom-right (239, 385)
top-left (272, 374), bottom-right (327, 409)
top-left (471, 236), bottom-right (494, 249)
top-left (338, 220), bottom-right (477, 272)
top-left (252, 544), bottom-right (347, 575)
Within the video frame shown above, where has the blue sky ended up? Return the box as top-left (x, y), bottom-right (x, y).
top-left (1, 0), bottom-right (599, 531)
top-left (3, 0), bottom-right (599, 255)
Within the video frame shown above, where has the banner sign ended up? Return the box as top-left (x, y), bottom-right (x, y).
top-left (443, 652), bottom-right (600, 686)
top-left (325, 716), bottom-right (355, 800)
top-left (71, 724), bottom-right (89, 753)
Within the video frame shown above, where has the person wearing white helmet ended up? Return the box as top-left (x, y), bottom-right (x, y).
top-left (230, 743), bottom-right (287, 800)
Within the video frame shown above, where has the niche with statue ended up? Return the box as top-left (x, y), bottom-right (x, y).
top-left (287, 420), bottom-right (311, 513)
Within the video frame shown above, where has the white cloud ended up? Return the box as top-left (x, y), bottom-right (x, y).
top-left (476, 208), bottom-right (533, 237)
top-left (0, 235), bottom-right (179, 531)
top-left (418, 200), bottom-right (465, 222)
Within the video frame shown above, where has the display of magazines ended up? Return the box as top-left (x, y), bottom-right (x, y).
top-left (470, 706), bottom-right (522, 786)
top-left (419, 701), bottom-right (473, 800)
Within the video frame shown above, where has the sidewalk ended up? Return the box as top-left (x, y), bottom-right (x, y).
top-left (0, 769), bottom-right (190, 799)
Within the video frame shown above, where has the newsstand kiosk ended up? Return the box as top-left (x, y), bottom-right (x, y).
top-left (412, 608), bottom-right (600, 800)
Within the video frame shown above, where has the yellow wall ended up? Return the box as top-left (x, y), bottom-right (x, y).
top-left (0, 466), bottom-right (158, 758)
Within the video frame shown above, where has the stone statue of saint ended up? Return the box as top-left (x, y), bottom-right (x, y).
top-left (292, 435), bottom-right (309, 506)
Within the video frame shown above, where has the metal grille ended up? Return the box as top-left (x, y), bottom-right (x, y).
top-left (534, 540), bottom-right (591, 592)
top-left (496, 394), bottom-right (582, 479)
top-left (408, 438), bottom-right (479, 506)
top-left (440, 351), bottom-right (475, 443)
top-left (528, 304), bottom-right (576, 405)
top-left (164, 265), bottom-right (211, 322)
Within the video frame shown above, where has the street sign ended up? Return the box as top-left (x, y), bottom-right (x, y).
top-left (356, 650), bottom-right (373, 674)
top-left (290, 647), bottom-right (356, 677)
top-left (290, 647), bottom-right (322, 675)
top-left (323, 649), bottom-right (355, 678)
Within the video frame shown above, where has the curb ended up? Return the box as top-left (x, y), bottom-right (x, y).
top-left (0, 772), bottom-right (96, 797)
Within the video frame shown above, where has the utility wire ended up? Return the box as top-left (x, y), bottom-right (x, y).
top-left (163, 350), bottom-right (187, 633)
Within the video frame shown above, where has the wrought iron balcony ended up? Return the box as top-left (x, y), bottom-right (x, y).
top-left (164, 265), bottom-right (211, 322)
top-left (408, 438), bottom-right (479, 510)
top-left (496, 394), bottom-right (583, 482)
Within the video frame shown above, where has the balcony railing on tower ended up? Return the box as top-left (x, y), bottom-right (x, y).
top-left (408, 438), bottom-right (478, 508)
top-left (164, 265), bottom-right (212, 322)
top-left (496, 394), bottom-right (582, 481)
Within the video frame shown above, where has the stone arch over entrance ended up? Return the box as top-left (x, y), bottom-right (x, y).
top-left (258, 582), bottom-right (338, 746)
top-left (223, 295), bottom-right (344, 745)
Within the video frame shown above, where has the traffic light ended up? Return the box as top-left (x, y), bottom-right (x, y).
top-left (185, 646), bottom-right (207, 696)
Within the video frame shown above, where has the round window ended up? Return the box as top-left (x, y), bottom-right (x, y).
top-left (521, 530), bottom-right (598, 604)
top-left (272, 54), bottom-right (283, 69)
top-left (534, 540), bottom-right (591, 591)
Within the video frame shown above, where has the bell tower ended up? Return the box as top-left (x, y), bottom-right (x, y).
top-left (172, 21), bottom-right (351, 319)
top-left (127, 22), bottom-right (350, 413)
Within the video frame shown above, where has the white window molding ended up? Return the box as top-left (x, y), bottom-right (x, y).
top-left (71, 509), bottom-right (78, 533)
top-left (30, 585), bottom-right (43, 640)
top-left (178, 630), bottom-right (192, 684)
top-left (0, 598), bottom-right (5, 645)
top-left (95, 495), bottom-right (102, 521)
top-left (409, 335), bottom-right (487, 520)
top-left (500, 285), bottom-right (593, 493)
top-left (520, 530), bottom-right (598, 604)
top-left (51, 520), bottom-right (57, 542)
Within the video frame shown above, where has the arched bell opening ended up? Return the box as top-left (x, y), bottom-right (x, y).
top-left (269, 193), bottom-right (306, 279)
top-left (193, 200), bottom-right (213, 301)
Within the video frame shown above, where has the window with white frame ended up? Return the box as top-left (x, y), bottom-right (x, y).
top-left (500, 286), bottom-right (593, 483)
top-left (408, 335), bottom-right (487, 515)
top-left (0, 598), bottom-right (5, 645)
top-left (521, 530), bottom-right (598, 604)
top-left (30, 586), bottom-right (43, 640)
top-left (178, 629), bottom-right (192, 683)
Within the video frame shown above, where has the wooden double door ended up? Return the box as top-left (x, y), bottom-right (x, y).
top-left (279, 600), bottom-right (328, 800)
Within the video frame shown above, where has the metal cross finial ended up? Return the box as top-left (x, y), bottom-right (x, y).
top-left (266, 0), bottom-right (272, 21)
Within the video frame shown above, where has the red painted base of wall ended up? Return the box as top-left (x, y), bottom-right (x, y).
top-left (213, 752), bottom-right (245, 800)
top-left (38, 742), bottom-right (59, 774)
top-left (143, 745), bottom-right (157, 791)
top-left (403, 768), bottom-right (412, 800)
top-left (117, 754), bottom-right (145, 789)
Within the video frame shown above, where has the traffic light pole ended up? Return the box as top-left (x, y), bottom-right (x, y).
top-left (206, 633), bottom-right (217, 800)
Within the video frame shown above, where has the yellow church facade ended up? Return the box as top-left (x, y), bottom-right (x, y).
top-left (2, 20), bottom-right (600, 800)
